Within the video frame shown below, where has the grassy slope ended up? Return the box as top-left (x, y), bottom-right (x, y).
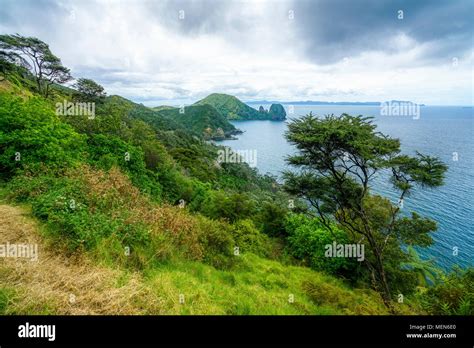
top-left (0, 79), bottom-right (418, 315)
top-left (0, 201), bottom-right (399, 315)
top-left (0, 79), bottom-right (33, 98)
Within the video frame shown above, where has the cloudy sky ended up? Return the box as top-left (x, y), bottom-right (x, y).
top-left (1, 0), bottom-right (472, 105)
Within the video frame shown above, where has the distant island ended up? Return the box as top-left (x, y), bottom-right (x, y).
top-left (246, 100), bottom-right (425, 106)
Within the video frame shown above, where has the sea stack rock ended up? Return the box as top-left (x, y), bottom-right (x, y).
top-left (268, 104), bottom-right (286, 120)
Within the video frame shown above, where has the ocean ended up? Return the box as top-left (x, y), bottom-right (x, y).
top-left (220, 105), bottom-right (474, 270)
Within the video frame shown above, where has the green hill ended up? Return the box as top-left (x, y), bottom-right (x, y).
top-left (153, 104), bottom-right (241, 140)
top-left (152, 105), bottom-right (176, 112)
top-left (194, 93), bottom-right (286, 121)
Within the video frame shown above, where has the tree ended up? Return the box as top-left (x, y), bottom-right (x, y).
top-left (283, 113), bottom-right (447, 307)
top-left (0, 34), bottom-right (72, 97)
top-left (74, 78), bottom-right (106, 101)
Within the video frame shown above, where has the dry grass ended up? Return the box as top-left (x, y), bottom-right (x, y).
top-left (79, 166), bottom-right (205, 260)
top-left (0, 203), bottom-right (399, 315)
top-left (0, 204), bottom-right (163, 314)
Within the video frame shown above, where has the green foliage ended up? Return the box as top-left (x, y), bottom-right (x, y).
top-left (419, 267), bottom-right (474, 315)
top-left (74, 78), bottom-right (106, 101)
top-left (0, 287), bottom-right (15, 314)
top-left (199, 191), bottom-right (256, 222)
top-left (0, 34), bottom-right (72, 97)
top-left (128, 103), bottom-right (187, 133)
top-left (401, 246), bottom-right (443, 286)
top-left (19, 174), bottom-right (148, 254)
top-left (0, 94), bottom-right (86, 178)
top-left (256, 201), bottom-right (288, 237)
top-left (230, 219), bottom-right (271, 257)
top-left (155, 104), bottom-right (239, 139)
top-left (6, 167), bottom-right (235, 270)
top-left (194, 93), bottom-right (259, 120)
top-left (388, 152), bottom-right (448, 191)
top-left (140, 253), bottom-right (392, 315)
top-left (283, 113), bottom-right (448, 305)
top-left (284, 214), bottom-right (362, 280)
top-left (302, 279), bottom-right (390, 314)
top-left (86, 133), bottom-right (162, 198)
top-left (0, 50), bottom-right (31, 83)
top-left (196, 216), bottom-right (235, 269)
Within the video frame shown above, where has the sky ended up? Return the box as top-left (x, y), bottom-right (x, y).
top-left (0, 0), bottom-right (473, 106)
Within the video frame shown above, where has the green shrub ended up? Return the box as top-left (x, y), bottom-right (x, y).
top-left (199, 191), bottom-right (256, 222)
top-left (230, 219), bottom-right (271, 257)
top-left (196, 216), bottom-right (235, 269)
top-left (419, 267), bottom-right (474, 315)
top-left (0, 94), bottom-right (86, 178)
top-left (285, 214), bottom-right (362, 279)
top-left (86, 134), bottom-right (162, 199)
top-left (256, 201), bottom-right (288, 236)
top-left (7, 168), bottom-right (155, 268)
top-left (6, 170), bottom-right (60, 202)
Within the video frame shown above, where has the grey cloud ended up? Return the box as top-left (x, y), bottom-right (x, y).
top-left (291, 0), bottom-right (473, 64)
top-left (144, 0), bottom-right (238, 36)
top-left (72, 66), bottom-right (125, 81)
top-left (144, 0), bottom-right (292, 54)
top-left (0, 0), bottom-right (71, 35)
top-left (0, 0), bottom-right (471, 104)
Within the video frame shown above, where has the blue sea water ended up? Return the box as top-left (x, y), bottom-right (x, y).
top-left (220, 105), bottom-right (474, 270)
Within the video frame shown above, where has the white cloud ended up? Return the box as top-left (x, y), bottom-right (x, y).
top-left (0, 0), bottom-right (471, 105)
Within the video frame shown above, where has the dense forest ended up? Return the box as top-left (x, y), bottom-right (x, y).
top-left (0, 34), bottom-right (472, 315)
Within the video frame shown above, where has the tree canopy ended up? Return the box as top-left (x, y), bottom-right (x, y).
top-left (283, 113), bottom-right (448, 307)
top-left (0, 34), bottom-right (72, 97)
top-left (74, 78), bottom-right (106, 101)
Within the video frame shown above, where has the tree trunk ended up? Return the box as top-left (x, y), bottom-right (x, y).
top-left (374, 253), bottom-right (393, 311)
top-left (366, 235), bottom-right (393, 310)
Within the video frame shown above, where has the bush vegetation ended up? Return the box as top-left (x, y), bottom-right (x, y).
top-left (0, 34), bottom-right (471, 315)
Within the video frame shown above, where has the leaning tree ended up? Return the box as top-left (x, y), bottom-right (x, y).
top-left (283, 113), bottom-right (447, 307)
top-left (0, 34), bottom-right (72, 97)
